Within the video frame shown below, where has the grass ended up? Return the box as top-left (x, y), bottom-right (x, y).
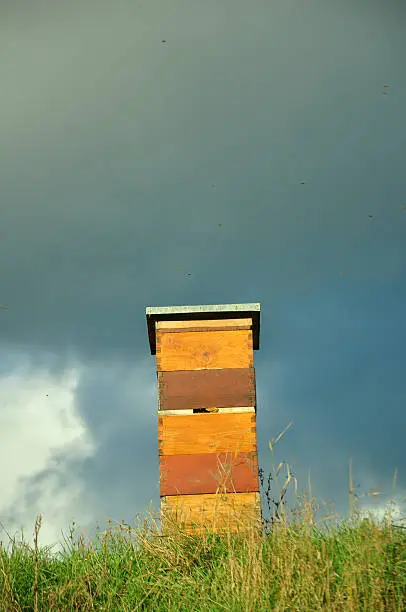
top-left (1, 426), bottom-right (405, 611)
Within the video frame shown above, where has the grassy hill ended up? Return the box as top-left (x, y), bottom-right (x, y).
top-left (1, 490), bottom-right (405, 611)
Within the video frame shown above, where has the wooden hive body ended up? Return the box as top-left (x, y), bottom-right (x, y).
top-left (146, 304), bottom-right (261, 535)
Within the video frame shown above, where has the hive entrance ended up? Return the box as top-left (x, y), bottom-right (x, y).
top-left (193, 407), bottom-right (218, 414)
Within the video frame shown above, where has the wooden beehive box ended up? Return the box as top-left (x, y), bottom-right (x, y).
top-left (146, 303), bottom-right (262, 535)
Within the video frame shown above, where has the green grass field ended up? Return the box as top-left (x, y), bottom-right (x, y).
top-left (1, 430), bottom-right (405, 611)
top-left (1, 500), bottom-right (405, 611)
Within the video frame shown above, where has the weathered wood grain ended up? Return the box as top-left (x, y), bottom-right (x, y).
top-left (161, 491), bottom-right (262, 535)
top-left (158, 412), bottom-right (257, 456)
top-left (159, 451), bottom-right (259, 496)
top-left (158, 367), bottom-right (256, 411)
top-left (156, 318), bottom-right (252, 333)
top-left (155, 329), bottom-right (254, 371)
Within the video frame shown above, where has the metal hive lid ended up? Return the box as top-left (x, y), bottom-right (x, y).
top-left (146, 303), bottom-right (260, 355)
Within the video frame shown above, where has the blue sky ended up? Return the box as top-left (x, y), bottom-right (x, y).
top-left (1, 0), bottom-right (405, 551)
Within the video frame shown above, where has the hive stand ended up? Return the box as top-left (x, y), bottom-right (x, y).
top-left (146, 303), bottom-right (262, 535)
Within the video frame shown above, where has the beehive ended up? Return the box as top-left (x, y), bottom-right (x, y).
top-left (146, 303), bottom-right (262, 535)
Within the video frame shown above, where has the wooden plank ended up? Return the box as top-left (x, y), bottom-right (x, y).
top-left (156, 318), bottom-right (252, 333)
top-left (158, 412), bottom-right (257, 456)
top-left (158, 407), bottom-right (255, 416)
top-left (161, 491), bottom-right (261, 534)
top-left (160, 451), bottom-right (259, 496)
top-left (156, 329), bottom-right (254, 372)
top-left (158, 368), bottom-right (256, 411)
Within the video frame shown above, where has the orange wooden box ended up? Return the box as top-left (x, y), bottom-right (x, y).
top-left (161, 491), bottom-right (262, 535)
top-left (158, 412), bottom-right (257, 456)
top-left (156, 328), bottom-right (254, 372)
top-left (160, 451), bottom-right (259, 496)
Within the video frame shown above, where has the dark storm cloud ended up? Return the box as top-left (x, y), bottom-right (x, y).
top-left (256, 281), bottom-right (406, 513)
top-left (1, 0), bottom-right (405, 539)
top-left (1, 0), bottom-right (404, 362)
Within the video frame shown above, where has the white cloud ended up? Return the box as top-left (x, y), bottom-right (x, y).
top-left (0, 349), bottom-right (95, 552)
top-left (359, 499), bottom-right (406, 527)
